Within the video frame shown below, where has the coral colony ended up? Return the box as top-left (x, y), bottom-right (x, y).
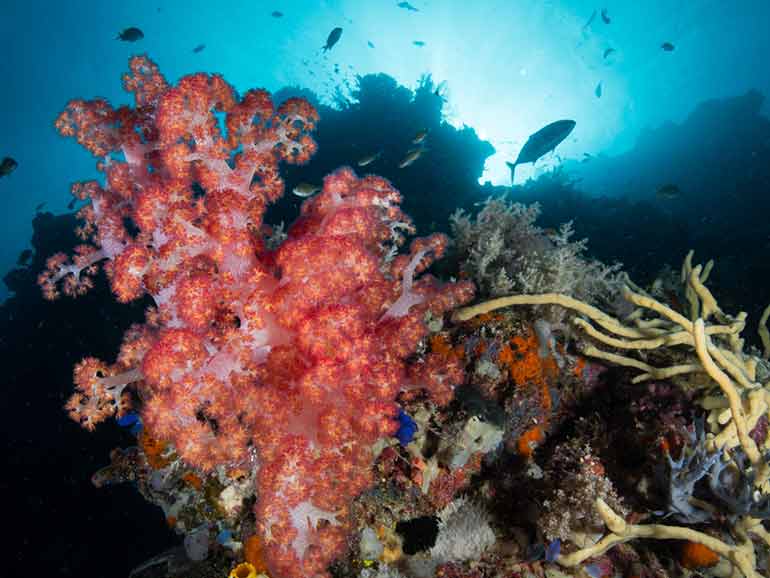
top-left (45, 57), bottom-right (770, 578)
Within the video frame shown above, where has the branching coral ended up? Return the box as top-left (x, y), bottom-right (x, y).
top-left (450, 197), bottom-right (623, 310)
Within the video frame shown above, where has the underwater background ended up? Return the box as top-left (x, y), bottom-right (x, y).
top-left (2, 1), bottom-right (770, 578)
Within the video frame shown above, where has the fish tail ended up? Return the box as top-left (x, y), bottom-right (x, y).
top-left (506, 161), bottom-right (518, 184)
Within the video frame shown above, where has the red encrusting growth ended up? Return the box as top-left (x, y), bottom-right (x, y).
top-left (46, 56), bottom-right (474, 578)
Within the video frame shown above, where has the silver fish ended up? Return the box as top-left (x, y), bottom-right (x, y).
top-left (398, 148), bottom-right (424, 168)
top-left (357, 151), bottom-right (382, 167)
top-left (293, 183), bottom-right (321, 198)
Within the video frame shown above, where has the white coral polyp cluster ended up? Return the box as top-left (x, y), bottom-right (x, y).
top-left (450, 198), bottom-right (623, 310)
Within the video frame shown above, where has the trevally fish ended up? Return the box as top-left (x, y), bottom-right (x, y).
top-left (506, 120), bottom-right (576, 183)
top-left (323, 27), bottom-right (343, 52)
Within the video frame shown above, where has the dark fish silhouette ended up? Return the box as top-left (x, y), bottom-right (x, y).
top-left (397, 1), bottom-right (419, 11)
top-left (323, 27), bottom-right (343, 52)
top-left (67, 198), bottom-right (77, 210)
top-left (595, 81), bottom-right (603, 98)
top-left (192, 44), bottom-right (205, 53)
top-left (506, 120), bottom-right (576, 183)
top-left (0, 156), bottom-right (18, 177)
top-left (656, 183), bottom-right (682, 200)
top-left (601, 8), bottom-right (611, 24)
top-left (582, 9), bottom-right (597, 32)
top-left (117, 27), bottom-right (144, 42)
top-left (661, 42), bottom-right (675, 52)
top-left (368, 40), bottom-right (375, 48)
top-left (35, 202), bottom-right (46, 212)
top-left (412, 40), bottom-right (425, 47)
top-left (272, 11), bottom-right (283, 18)
top-left (603, 47), bottom-right (615, 59)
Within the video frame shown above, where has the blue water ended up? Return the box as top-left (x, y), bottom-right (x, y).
top-left (2, 1), bottom-right (770, 303)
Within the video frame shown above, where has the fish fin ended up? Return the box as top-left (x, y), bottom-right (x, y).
top-left (506, 161), bottom-right (517, 184)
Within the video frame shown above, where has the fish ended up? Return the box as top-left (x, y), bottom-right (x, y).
top-left (0, 156), bottom-right (18, 177)
top-left (506, 119), bottom-right (576, 183)
top-left (581, 152), bottom-right (593, 163)
top-left (192, 43), bottom-right (205, 53)
top-left (603, 47), bottom-right (615, 59)
top-left (357, 151), bottom-right (382, 167)
top-left (661, 42), bottom-right (675, 51)
top-left (17, 249), bottom-right (32, 266)
top-left (412, 129), bottom-right (428, 144)
top-left (595, 81), bottom-right (603, 98)
top-left (398, 148), bottom-right (425, 168)
top-left (117, 27), bottom-right (144, 42)
top-left (271, 11), bottom-right (283, 18)
top-left (601, 8), bottom-right (611, 24)
top-left (368, 40), bottom-right (375, 48)
top-left (412, 40), bottom-right (425, 47)
top-left (35, 202), bottom-right (46, 212)
top-left (582, 9), bottom-right (597, 32)
top-left (67, 198), bottom-right (77, 210)
top-left (656, 183), bottom-right (682, 200)
top-left (323, 27), bottom-right (343, 52)
top-left (292, 183), bottom-right (321, 198)
top-left (397, 1), bottom-right (419, 11)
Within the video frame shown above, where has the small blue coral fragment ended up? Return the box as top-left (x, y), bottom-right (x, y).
top-left (117, 411), bottom-right (139, 427)
top-left (395, 408), bottom-right (417, 446)
top-left (545, 538), bottom-right (561, 562)
top-left (217, 529), bottom-right (232, 545)
top-left (117, 411), bottom-right (143, 435)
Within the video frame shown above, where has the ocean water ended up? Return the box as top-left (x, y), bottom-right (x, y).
top-left (2, 2), bottom-right (770, 577)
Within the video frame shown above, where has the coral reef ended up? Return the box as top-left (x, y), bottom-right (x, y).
top-left (451, 250), bottom-right (770, 578)
top-left (451, 197), bottom-right (624, 312)
top-left (33, 56), bottom-right (770, 578)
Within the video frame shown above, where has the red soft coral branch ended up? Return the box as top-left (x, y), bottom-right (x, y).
top-left (49, 56), bottom-right (474, 578)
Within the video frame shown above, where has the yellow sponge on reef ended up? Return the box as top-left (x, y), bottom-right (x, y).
top-left (229, 562), bottom-right (260, 578)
